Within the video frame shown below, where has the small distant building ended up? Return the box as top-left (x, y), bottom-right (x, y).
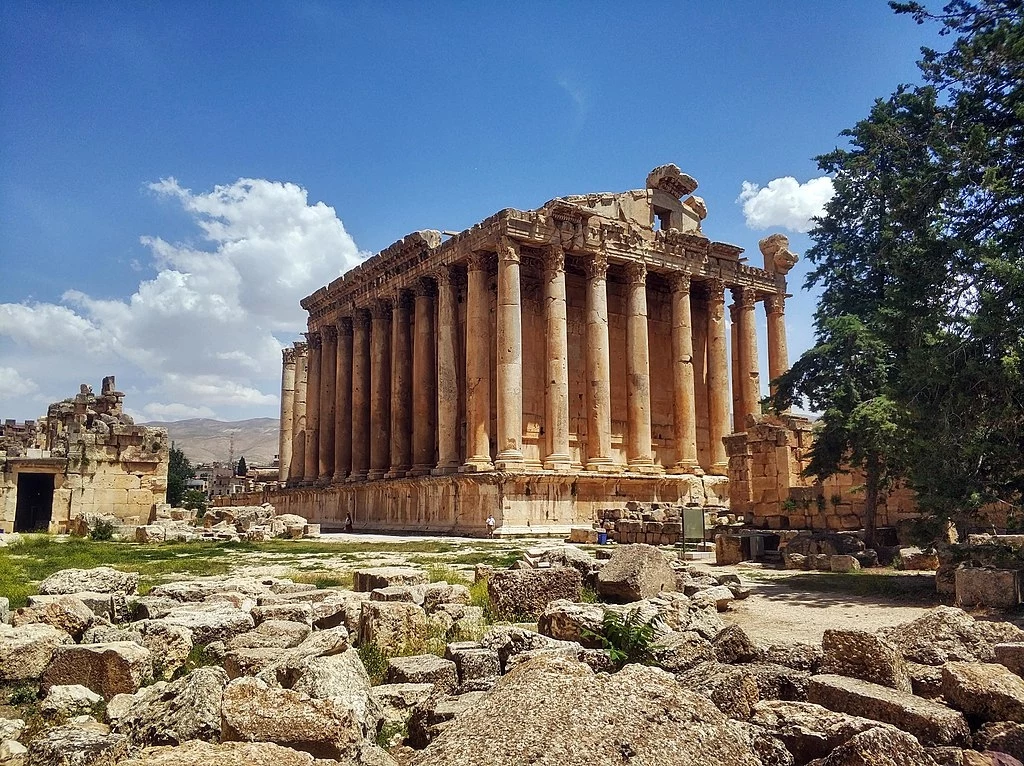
top-left (0, 376), bottom-right (169, 532)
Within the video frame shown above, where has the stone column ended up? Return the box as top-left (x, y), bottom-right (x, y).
top-left (669, 274), bottom-right (700, 473)
top-left (434, 268), bottom-right (460, 475)
top-left (278, 348), bottom-right (296, 482)
top-left (410, 279), bottom-right (437, 477)
top-left (317, 325), bottom-right (337, 483)
top-left (730, 301), bottom-right (743, 433)
top-left (289, 343), bottom-right (307, 484)
top-left (461, 252), bottom-right (493, 472)
top-left (705, 278), bottom-right (730, 475)
top-left (765, 294), bottom-right (789, 398)
top-left (334, 318), bottom-right (353, 482)
top-left (368, 301), bottom-right (392, 480)
top-left (734, 286), bottom-right (762, 429)
top-left (388, 292), bottom-right (413, 478)
top-left (350, 310), bottom-right (371, 481)
top-left (624, 261), bottom-right (656, 470)
top-left (542, 244), bottom-right (571, 470)
top-left (584, 252), bottom-right (615, 470)
top-left (495, 236), bottom-right (524, 469)
top-left (302, 331), bottom-right (321, 485)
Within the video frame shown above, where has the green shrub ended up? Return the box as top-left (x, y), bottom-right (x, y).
top-left (580, 586), bottom-right (599, 604)
top-left (358, 643), bottom-right (390, 686)
top-left (583, 609), bottom-right (663, 668)
top-left (89, 520), bottom-right (115, 541)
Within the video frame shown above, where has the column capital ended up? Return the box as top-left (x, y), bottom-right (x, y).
top-left (293, 340), bottom-right (308, 354)
top-left (583, 251), bottom-right (609, 280)
top-left (353, 309), bottom-right (371, 331)
top-left (466, 250), bottom-right (492, 272)
top-left (731, 286), bottom-right (759, 310)
top-left (496, 235), bottom-right (521, 264)
top-left (729, 302), bottom-right (742, 321)
top-left (394, 289), bottom-right (415, 312)
top-left (623, 260), bottom-right (648, 286)
top-left (321, 324), bottom-right (338, 342)
top-left (413, 278), bottom-right (437, 298)
top-left (705, 277), bottom-right (726, 303)
top-left (765, 294), bottom-right (786, 316)
top-left (542, 243), bottom-right (565, 274)
top-left (337, 316), bottom-right (353, 336)
top-left (282, 347), bottom-right (297, 364)
top-left (370, 300), bottom-right (393, 319)
top-left (433, 265), bottom-right (455, 287)
top-left (305, 331), bottom-right (322, 349)
top-left (668, 273), bottom-right (692, 295)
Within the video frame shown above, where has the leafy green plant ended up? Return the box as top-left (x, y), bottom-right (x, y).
top-left (781, 498), bottom-right (798, 513)
top-left (582, 609), bottom-right (663, 668)
top-left (89, 519), bottom-right (115, 541)
top-left (358, 643), bottom-right (390, 686)
top-left (579, 586), bottom-right (599, 604)
top-left (182, 489), bottom-right (208, 514)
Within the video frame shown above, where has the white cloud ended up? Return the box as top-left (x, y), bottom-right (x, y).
top-left (0, 367), bottom-right (39, 401)
top-left (0, 177), bottom-right (367, 421)
top-left (737, 176), bottom-right (834, 233)
top-left (136, 402), bottom-right (217, 421)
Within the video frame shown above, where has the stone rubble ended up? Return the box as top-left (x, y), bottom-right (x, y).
top-left (1, 545), bottom-right (1023, 766)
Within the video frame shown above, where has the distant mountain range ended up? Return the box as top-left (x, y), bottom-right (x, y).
top-left (141, 417), bottom-right (280, 465)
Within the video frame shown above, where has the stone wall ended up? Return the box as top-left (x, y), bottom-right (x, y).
top-left (218, 472), bottom-right (728, 537)
top-left (725, 414), bottom-right (919, 531)
top-left (0, 377), bottom-right (169, 532)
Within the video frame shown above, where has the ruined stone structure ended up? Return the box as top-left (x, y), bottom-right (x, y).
top-left (269, 166), bottom-right (796, 534)
top-left (0, 377), bottom-right (168, 533)
top-left (725, 415), bottom-right (919, 531)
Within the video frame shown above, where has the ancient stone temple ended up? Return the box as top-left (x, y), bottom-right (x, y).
top-left (0, 376), bottom-right (168, 533)
top-left (270, 165), bottom-right (796, 534)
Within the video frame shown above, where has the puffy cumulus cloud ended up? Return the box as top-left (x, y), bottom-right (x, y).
top-left (0, 366), bottom-right (39, 401)
top-left (0, 178), bottom-right (367, 420)
top-left (132, 402), bottom-right (218, 422)
top-left (737, 176), bottom-right (834, 233)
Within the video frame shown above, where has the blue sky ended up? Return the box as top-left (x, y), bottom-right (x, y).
top-left (0, 1), bottom-right (944, 422)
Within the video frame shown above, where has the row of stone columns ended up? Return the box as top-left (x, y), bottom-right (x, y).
top-left (278, 249), bottom-right (788, 483)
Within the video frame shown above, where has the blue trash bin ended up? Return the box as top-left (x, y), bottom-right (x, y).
top-left (597, 530), bottom-right (608, 545)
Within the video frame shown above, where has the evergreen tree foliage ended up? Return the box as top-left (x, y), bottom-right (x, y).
top-left (167, 443), bottom-right (194, 507)
top-left (236, 455), bottom-right (247, 477)
top-left (774, 1), bottom-right (1024, 537)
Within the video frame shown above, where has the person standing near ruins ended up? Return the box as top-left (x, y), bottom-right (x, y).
top-left (486, 514), bottom-right (495, 538)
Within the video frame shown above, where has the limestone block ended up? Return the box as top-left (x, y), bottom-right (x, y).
top-left (444, 643), bottom-right (500, 691)
top-left (43, 641), bottom-right (154, 700)
top-left (353, 567), bottom-right (428, 592)
top-left (227, 619), bottom-right (311, 650)
top-left (0, 622), bottom-right (74, 681)
top-left (820, 629), bottom-right (912, 691)
top-left (806, 673), bottom-right (969, 746)
top-left (358, 601), bottom-right (428, 655)
top-left (830, 555), bottom-right (861, 573)
top-left (596, 544), bottom-right (675, 602)
top-left (157, 604), bottom-right (255, 646)
top-left (487, 568), bottom-right (583, 621)
top-left (750, 700), bottom-right (898, 763)
top-left (13, 595), bottom-right (94, 640)
top-left (715, 534), bottom-right (746, 565)
top-left (371, 682), bottom-right (434, 735)
top-left (27, 721), bottom-right (129, 766)
top-left (899, 547), bottom-right (940, 571)
top-left (956, 567), bottom-right (1022, 610)
top-left (941, 661), bottom-right (1024, 723)
top-left (537, 600), bottom-right (606, 647)
top-left (995, 643), bottom-right (1024, 677)
top-left (38, 567), bottom-right (139, 596)
top-left (40, 683), bottom-right (104, 717)
top-left (385, 654), bottom-right (457, 695)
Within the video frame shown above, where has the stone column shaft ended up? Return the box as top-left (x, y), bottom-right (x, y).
top-left (388, 293), bottom-right (413, 477)
top-left (766, 294), bottom-right (789, 398)
top-left (461, 253), bottom-right (493, 471)
top-left (318, 326), bottom-right (337, 482)
top-left (495, 236), bottom-right (524, 468)
top-left (706, 279), bottom-right (730, 475)
top-left (730, 303), bottom-right (743, 433)
top-left (289, 344), bottom-right (307, 484)
top-left (734, 287), bottom-right (762, 429)
top-left (543, 245), bottom-right (571, 470)
top-left (302, 332), bottom-right (321, 484)
top-left (410, 281), bottom-right (437, 476)
top-left (584, 252), bottom-right (616, 471)
top-left (434, 269), bottom-right (460, 475)
top-left (670, 275), bottom-right (700, 473)
top-left (624, 261), bottom-right (656, 470)
top-left (350, 311), bottom-right (371, 481)
top-left (368, 303), bottom-right (392, 480)
top-left (278, 348), bottom-right (296, 482)
top-left (334, 319), bottom-right (353, 481)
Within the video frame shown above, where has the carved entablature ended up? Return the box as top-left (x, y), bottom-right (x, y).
top-left (645, 164), bottom-right (699, 199)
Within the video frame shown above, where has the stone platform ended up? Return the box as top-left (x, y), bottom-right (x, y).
top-left (259, 471), bottom-right (728, 537)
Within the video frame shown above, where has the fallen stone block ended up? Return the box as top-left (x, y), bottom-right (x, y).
top-left (444, 643), bottom-right (500, 691)
top-left (40, 683), bottom-right (103, 717)
top-left (115, 739), bottom-right (352, 766)
top-left (353, 567), bottom-right (428, 592)
top-left (27, 720), bottom-right (130, 765)
top-left (995, 643), bottom-right (1024, 677)
top-left (385, 654), bottom-right (457, 695)
top-left (358, 601), bottom-right (428, 655)
top-left (806, 673), bottom-right (969, 746)
top-left (596, 543), bottom-right (676, 602)
top-left (487, 568), bottom-right (583, 621)
top-left (11, 595), bottom-right (93, 641)
top-left (820, 629), bottom-right (912, 691)
top-left (830, 554), bottom-right (861, 573)
top-left (43, 641), bottom-right (153, 700)
top-left (38, 567), bottom-right (139, 597)
top-left (751, 700), bottom-right (899, 764)
top-left (111, 666), bottom-right (228, 747)
top-left (956, 567), bottom-right (1022, 610)
top-left (0, 623), bottom-right (73, 681)
top-left (941, 661), bottom-right (1024, 724)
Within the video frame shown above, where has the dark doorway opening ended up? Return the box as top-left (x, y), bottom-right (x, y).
top-left (15, 473), bottom-right (54, 532)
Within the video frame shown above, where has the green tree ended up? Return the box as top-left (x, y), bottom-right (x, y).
top-left (182, 488), bottom-right (208, 514)
top-left (236, 455), bottom-right (247, 477)
top-left (167, 443), bottom-right (194, 507)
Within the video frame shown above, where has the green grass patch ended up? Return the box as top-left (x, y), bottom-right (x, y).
top-left (446, 548), bottom-right (523, 569)
top-left (289, 571), bottom-right (353, 590)
top-left (425, 564), bottom-right (472, 585)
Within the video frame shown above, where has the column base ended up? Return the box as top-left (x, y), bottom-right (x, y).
top-left (366, 469), bottom-right (387, 481)
top-left (331, 473), bottom-right (348, 484)
top-left (431, 464), bottom-right (459, 476)
top-left (709, 462), bottom-right (729, 476)
top-left (494, 450), bottom-right (524, 472)
top-left (407, 465), bottom-right (433, 477)
top-left (627, 460), bottom-right (664, 475)
top-left (584, 460), bottom-right (624, 473)
top-left (668, 462), bottom-right (704, 476)
top-left (543, 454), bottom-right (573, 472)
top-left (347, 470), bottom-right (368, 482)
top-left (459, 460), bottom-right (494, 473)
top-left (384, 467), bottom-right (410, 479)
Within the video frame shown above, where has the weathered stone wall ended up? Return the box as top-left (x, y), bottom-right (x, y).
top-left (217, 472), bottom-right (729, 537)
top-left (0, 377), bottom-right (169, 532)
top-left (726, 415), bottom-right (919, 531)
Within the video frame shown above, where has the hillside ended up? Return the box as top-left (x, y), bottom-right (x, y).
top-left (141, 417), bottom-right (280, 465)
